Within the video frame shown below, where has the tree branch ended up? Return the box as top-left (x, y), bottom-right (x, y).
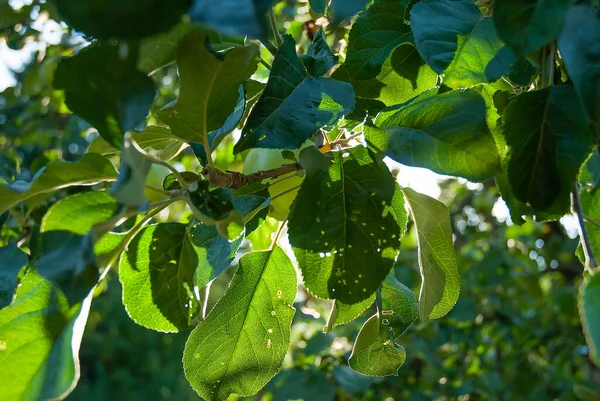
top-left (572, 184), bottom-right (598, 274)
top-left (203, 163), bottom-right (303, 189)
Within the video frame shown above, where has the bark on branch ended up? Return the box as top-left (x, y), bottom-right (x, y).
top-left (203, 162), bottom-right (303, 189)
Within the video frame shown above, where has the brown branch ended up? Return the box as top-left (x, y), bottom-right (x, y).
top-left (203, 163), bottom-right (303, 189)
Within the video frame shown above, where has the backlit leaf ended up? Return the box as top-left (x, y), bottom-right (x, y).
top-left (158, 34), bottom-right (258, 144)
top-left (0, 270), bottom-right (93, 400)
top-left (0, 154), bottom-right (116, 215)
top-left (183, 246), bottom-right (296, 401)
top-left (119, 223), bottom-right (201, 332)
top-left (403, 187), bottom-right (459, 320)
top-left (376, 89), bottom-right (500, 181)
top-left (349, 315), bottom-right (406, 376)
top-left (579, 273), bottom-right (600, 367)
top-left (300, 27), bottom-right (338, 77)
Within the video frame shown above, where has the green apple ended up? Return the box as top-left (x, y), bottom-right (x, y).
top-left (144, 164), bottom-right (171, 202)
top-left (243, 149), bottom-right (304, 221)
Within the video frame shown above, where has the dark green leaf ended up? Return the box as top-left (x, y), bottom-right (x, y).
top-left (186, 181), bottom-right (235, 224)
top-left (403, 187), bottom-right (459, 320)
top-left (579, 273), bottom-right (600, 367)
top-left (158, 34), bottom-right (258, 144)
top-left (41, 191), bottom-right (119, 235)
top-left (309, 0), bottom-right (327, 15)
top-left (110, 134), bottom-right (153, 207)
top-left (334, 0), bottom-right (412, 83)
top-left (53, 0), bottom-right (192, 39)
top-left (503, 86), bottom-right (594, 213)
top-left (162, 172), bottom-right (200, 191)
top-left (183, 246), bottom-right (297, 401)
top-left (348, 315), bottom-right (406, 376)
top-left (0, 153), bottom-right (116, 215)
top-left (558, 4), bottom-right (600, 137)
top-left (0, 270), bottom-right (93, 400)
top-left (329, 0), bottom-right (370, 24)
top-left (376, 89), bottom-right (500, 181)
top-left (35, 230), bottom-right (98, 302)
top-left (288, 146), bottom-right (407, 303)
top-left (493, 0), bottom-right (570, 54)
top-left (119, 223), bottom-right (201, 332)
top-left (189, 221), bottom-right (244, 288)
top-left (0, 244), bottom-right (27, 308)
top-left (55, 45), bottom-right (156, 148)
top-left (189, 0), bottom-right (274, 39)
top-left (411, 0), bottom-right (483, 74)
top-left (267, 367), bottom-right (335, 401)
top-left (235, 35), bottom-right (355, 153)
top-left (300, 27), bottom-right (339, 77)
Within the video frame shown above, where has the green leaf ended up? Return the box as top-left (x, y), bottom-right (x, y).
top-left (119, 223), bottom-right (201, 332)
top-left (189, 222), bottom-right (244, 288)
top-left (300, 27), bottom-right (339, 77)
top-left (334, 0), bottom-right (412, 83)
top-left (266, 366), bottom-right (335, 401)
top-left (41, 191), bottom-right (119, 235)
top-left (191, 85), bottom-right (246, 165)
top-left (579, 153), bottom-right (600, 259)
top-left (234, 35), bottom-right (355, 153)
top-left (335, 295), bottom-right (375, 327)
top-left (186, 181), bottom-right (235, 225)
top-left (558, 5), bottom-right (600, 137)
top-left (0, 153), bottom-right (116, 215)
top-left (0, 244), bottom-right (27, 308)
top-left (0, 270), bottom-right (93, 400)
top-left (503, 86), bottom-right (594, 213)
top-left (493, 0), bottom-right (570, 54)
top-left (411, 0), bottom-right (483, 74)
top-left (35, 230), bottom-right (98, 303)
top-left (579, 273), bottom-right (600, 367)
top-left (53, 0), bottom-right (192, 39)
top-left (110, 134), bottom-right (153, 207)
top-left (54, 45), bottom-right (156, 148)
top-left (189, 0), bottom-right (275, 39)
top-left (183, 246), bottom-right (297, 401)
top-left (288, 146), bottom-right (407, 303)
top-left (158, 34), bottom-right (258, 144)
top-left (137, 22), bottom-right (196, 74)
top-left (348, 315), bottom-right (406, 376)
top-left (309, 0), bottom-right (327, 15)
top-left (376, 89), bottom-right (500, 181)
top-left (380, 274), bottom-right (418, 337)
top-left (328, 0), bottom-right (370, 24)
top-left (88, 126), bottom-right (187, 162)
top-left (443, 17), bottom-right (504, 88)
top-left (403, 187), bottom-right (459, 320)
top-left (338, 43), bottom-right (437, 107)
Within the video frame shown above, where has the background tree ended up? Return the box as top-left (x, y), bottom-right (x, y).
top-left (1, 0), bottom-right (599, 400)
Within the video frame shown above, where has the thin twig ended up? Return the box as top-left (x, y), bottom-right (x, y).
top-left (260, 39), bottom-right (278, 56)
top-left (584, 215), bottom-right (600, 230)
top-left (259, 57), bottom-right (271, 70)
top-left (572, 184), bottom-right (598, 275)
top-left (268, 8), bottom-right (283, 48)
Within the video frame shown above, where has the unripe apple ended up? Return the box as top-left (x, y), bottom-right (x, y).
top-left (243, 149), bottom-right (304, 221)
